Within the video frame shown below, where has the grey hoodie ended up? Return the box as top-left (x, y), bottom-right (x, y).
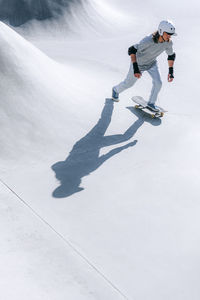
top-left (134, 34), bottom-right (174, 71)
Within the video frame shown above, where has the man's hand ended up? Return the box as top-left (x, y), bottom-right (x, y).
top-left (134, 73), bottom-right (142, 79)
top-left (133, 62), bottom-right (141, 79)
top-left (168, 67), bottom-right (174, 82)
top-left (168, 74), bottom-right (174, 82)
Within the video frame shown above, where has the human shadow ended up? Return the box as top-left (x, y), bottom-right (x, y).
top-left (51, 99), bottom-right (160, 198)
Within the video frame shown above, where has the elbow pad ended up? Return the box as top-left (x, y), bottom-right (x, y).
top-left (128, 46), bottom-right (137, 56)
top-left (168, 53), bottom-right (176, 61)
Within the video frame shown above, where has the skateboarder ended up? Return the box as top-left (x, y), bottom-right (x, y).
top-left (112, 20), bottom-right (177, 112)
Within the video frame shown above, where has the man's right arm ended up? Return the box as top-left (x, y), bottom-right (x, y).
top-left (128, 46), bottom-right (141, 78)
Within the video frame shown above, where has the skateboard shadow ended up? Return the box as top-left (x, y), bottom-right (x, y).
top-left (51, 99), bottom-right (144, 198)
top-left (126, 106), bottom-right (162, 126)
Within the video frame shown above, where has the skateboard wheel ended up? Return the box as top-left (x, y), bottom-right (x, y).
top-left (135, 105), bottom-right (139, 108)
top-left (160, 112), bottom-right (164, 117)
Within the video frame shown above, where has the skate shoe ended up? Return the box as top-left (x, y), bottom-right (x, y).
top-left (112, 88), bottom-right (119, 102)
top-left (147, 103), bottom-right (159, 112)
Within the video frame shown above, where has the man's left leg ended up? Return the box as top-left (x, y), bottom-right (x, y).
top-left (147, 63), bottom-right (162, 111)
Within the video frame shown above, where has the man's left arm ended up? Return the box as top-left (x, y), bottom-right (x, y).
top-left (168, 53), bottom-right (176, 82)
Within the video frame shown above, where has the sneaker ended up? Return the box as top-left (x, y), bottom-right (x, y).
top-left (147, 103), bottom-right (159, 112)
top-left (112, 88), bottom-right (119, 102)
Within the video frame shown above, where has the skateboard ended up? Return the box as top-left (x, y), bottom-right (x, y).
top-left (131, 96), bottom-right (167, 118)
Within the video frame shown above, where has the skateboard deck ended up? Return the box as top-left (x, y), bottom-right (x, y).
top-left (131, 96), bottom-right (167, 118)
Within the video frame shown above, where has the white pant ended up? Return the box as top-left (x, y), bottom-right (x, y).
top-left (113, 62), bottom-right (162, 104)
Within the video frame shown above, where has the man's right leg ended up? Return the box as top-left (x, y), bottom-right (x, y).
top-left (112, 63), bottom-right (138, 101)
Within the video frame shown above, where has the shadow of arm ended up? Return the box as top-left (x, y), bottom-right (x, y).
top-left (98, 140), bottom-right (137, 165)
top-left (102, 119), bottom-right (143, 147)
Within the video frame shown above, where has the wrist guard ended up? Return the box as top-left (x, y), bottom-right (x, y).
top-left (169, 67), bottom-right (174, 78)
top-left (133, 62), bottom-right (140, 74)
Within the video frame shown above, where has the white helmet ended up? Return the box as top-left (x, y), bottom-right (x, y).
top-left (158, 20), bottom-right (177, 36)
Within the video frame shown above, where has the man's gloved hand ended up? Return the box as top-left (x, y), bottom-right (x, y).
top-left (168, 67), bottom-right (174, 82)
top-left (133, 62), bottom-right (142, 78)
